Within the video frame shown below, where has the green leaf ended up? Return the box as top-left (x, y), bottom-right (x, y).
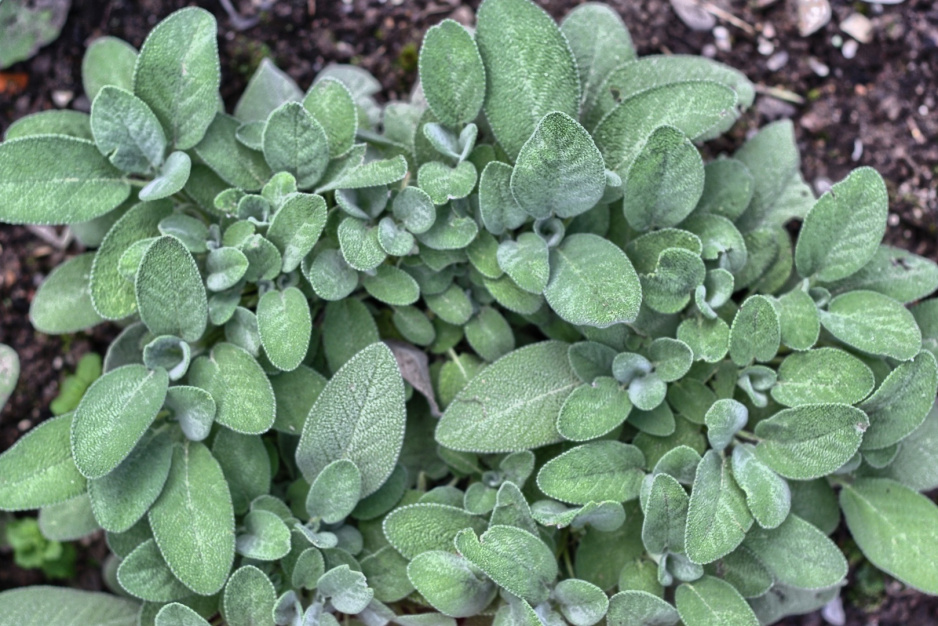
top-left (510, 112), bottom-right (605, 219)
top-left (188, 343), bottom-right (276, 434)
top-left (70, 365), bottom-right (168, 479)
top-left (88, 430), bottom-right (173, 532)
top-left (776, 287), bottom-right (820, 351)
top-left (117, 538), bottom-right (191, 602)
top-left (819, 290), bottom-right (922, 361)
top-left (553, 578), bottom-right (609, 626)
top-left (674, 575), bottom-right (759, 626)
top-left (544, 233), bottom-right (642, 328)
top-left (475, 0), bottom-right (579, 159)
top-left (306, 459), bottom-right (362, 524)
top-left (639, 247), bottom-right (706, 314)
top-left (360, 545), bottom-right (413, 602)
top-left (90, 86), bottom-right (166, 174)
top-left (861, 350), bottom-right (938, 450)
top-left (417, 161), bottom-right (477, 206)
top-left (685, 451), bottom-right (752, 564)
top-left (730, 444), bottom-right (790, 530)
top-left (0, 136), bottom-right (131, 225)
top-left (83, 36), bottom-right (138, 101)
top-left (263, 102), bottom-right (330, 189)
top-left (257, 287), bottom-right (312, 372)
top-left (4, 110), bottom-right (93, 141)
top-left (557, 377), bottom-right (631, 442)
top-left (455, 524), bottom-right (558, 605)
top-left (567, 341), bottom-right (617, 383)
top-left (322, 298), bottom-right (379, 373)
top-left (30, 252), bottom-right (104, 334)
top-left (138, 150), bottom-right (191, 201)
top-left (861, 403), bottom-right (938, 491)
top-left (155, 603), bottom-right (211, 626)
top-left (824, 245), bottom-right (938, 304)
top-left (703, 399), bottom-right (748, 452)
top-left (194, 114), bottom-right (272, 190)
top-left (135, 235), bottom-right (207, 342)
top-left (212, 428), bottom-right (271, 516)
top-left (606, 590), bottom-right (679, 626)
top-left (133, 7), bottom-right (220, 149)
top-left (317, 154), bottom-right (408, 193)
top-left (693, 158), bottom-right (754, 221)
top-left (0, 587), bottom-right (139, 626)
top-left (383, 503), bottom-right (488, 559)
top-left (497, 232), bottom-right (549, 294)
top-left (649, 338), bottom-right (693, 383)
top-left (304, 247), bottom-right (359, 301)
top-left (265, 193), bottom-right (326, 272)
top-left (772, 348), bottom-right (875, 407)
top-left (362, 265), bottom-right (420, 306)
top-left (393, 186), bottom-right (437, 234)
top-left (235, 57), bottom-right (302, 123)
top-left (297, 343), bottom-right (406, 497)
top-left (729, 295), bottom-right (779, 366)
top-left (416, 206), bottom-right (479, 251)
top-left (795, 167), bottom-right (887, 282)
top-left (436, 341), bottom-right (579, 452)
top-left (408, 551), bottom-right (496, 618)
top-left (0, 415), bottom-right (86, 511)
top-left (621, 125), bottom-right (704, 231)
top-left (677, 315), bottom-right (730, 363)
top-left (148, 441), bottom-right (235, 596)
top-left (642, 473), bottom-right (689, 555)
top-left (754, 404), bottom-right (869, 480)
top-left (317, 565), bottom-right (374, 614)
top-left (223, 565), bottom-right (277, 626)
top-left (742, 513), bottom-right (847, 589)
top-left (235, 510), bottom-right (291, 561)
top-left (479, 161), bottom-right (527, 235)
top-left (537, 441), bottom-right (644, 505)
top-left (419, 19), bottom-right (486, 128)
top-left (304, 78), bottom-right (357, 158)
top-left (465, 306), bottom-right (515, 362)
top-left (842, 478), bottom-right (938, 594)
top-left (338, 216), bottom-right (386, 271)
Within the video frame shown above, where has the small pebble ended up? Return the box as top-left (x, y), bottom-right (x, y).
top-left (796, 0), bottom-right (832, 37)
top-left (701, 43), bottom-right (718, 58)
top-left (852, 138), bottom-right (864, 161)
top-left (888, 213), bottom-right (900, 227)
top-left (808, 56), bottom-right (830, 77)
top-left (766, 51), bottom-right (789, 71)
top-left (762, 22), bottom-right (777, 38)
top-left (831, 34), bottom-right (843, 47)
top-left (822, 597), bottom-right (846, 626)
top-left (842, 39), bottom-right (859, 59)
top-left (840, 12), bottom-right (874, 44)
top-left (757, 37), bottom-right (774, 55)
top-left (814, 177), bottom-right (833, 195)
top-left (713, 26), bottom-right (731, 52)
top-left (51, 89), bottom-right (73, 108)
top-left (18, 420), bottom-right (31, 432)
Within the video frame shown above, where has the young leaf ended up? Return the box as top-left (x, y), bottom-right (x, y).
top-left (772, 348), bottom-right (874, 407)
top-left (819, 290), bottom-right (921, 361)
top-left (860, 350), bottom-right (938, 450)
top-left (155, 604), bottom-right (211, 626)
top-left (194, 114), bottom-right (272, 190)
top-left (742, 514), bottom-right (847, 589)
top-left (138, 150), bottom-right (191, 201)
top-left (296, 343), bottom-right (406, 497)
top-left (754, 404), bottom-right (869, 480)
top-left (257, 287), bottom-right (312, 372)
top-left (0, 587), bottom-right (139, 626)
top-left (730, 444), bottom-right (790, 530)
top-left (455, 525), bottom-right (559, 605)
top-left (135, 235), bottom-right (208, 342)
top-left (407, 551), bottom-right (497, 618)
top-left (419, 19), bottom-right (486, 128)
top-left (188, 342), bottom-right (276, 434)
top-left (674, 575), bottom-right (759, 626)
top-left (841, 478), bottom-right (938, 594)
top-left (383, 503), bottom-right (488, 559)
top-left (606, 590), bottom-right (679, 626)
top-left (304, 247), bottom-right (359, 301)
top-left (148, 441), bottom-right (235, 596)
top-left (544, 234), bottom-right (643, 328)
top-left (133, 7), bottom-right (220, 149)
top-left (479, 161), bottom-right (527, 235)
top-left (510, 112), bottom-right (605, 219)
top-left (223, 565), bottom-right (277, 626)
top-left (317, 566), bottom-right (374, 614)
top-left (642, 473), bottom-right (689, 555)
top-left (304, 78), bottom-right (357, 158)
top-left (685, 451), bottom-right (752, 564)
top-left (263, 102), bottom-right (330, 189)
top-left (30, 252), bottom-right (104, 334)
top-left (71, 365), bottom-right (168, 479)
top-left (235, 510), bottom-right (291, 561)
top-left (553, 578), bottom-right (609, 626)
top-left (418, 161), bottom-right (478, 205)
top-left (536, 441), bottom-right (645, 505)
top-left (436, 341), bottom-right (580, 452)
top-left (117, 538), bottom-right (191, 602)
top-left (234, 57), bottom-right (303, 123)
top-left (306, 458), bottom-right (362, 524)
top-left (795, 167), bottom-right (888, 282)
top-left (729, 295), bottom-right (780, 366)
top-left (0, 136), bottom-right (130, 225)
top-left (776, 287), bottom-right (820, 351)
top-left (703, 399), bottom-right (748, 452)
top-left (0, 415), bottom-right (87, 511)
top-left (557, 377), bottom-right (631, 442)
top-left (497, 232), bottom-right (550, 294)
top-left (677, 315), bottom-right (730, 363)
top-left (90, 86), bottom-right (166, 173)
top-left (83, 36), bottom-right (138, 101)
top-left (475, 0), bottom-right (579, 159)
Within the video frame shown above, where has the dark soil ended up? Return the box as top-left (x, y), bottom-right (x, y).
top-left (1, 0), bottom-right (936, 623)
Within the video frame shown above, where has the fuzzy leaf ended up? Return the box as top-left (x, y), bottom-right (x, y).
top-left (510, 112), bottom-right (605, 219)
top-left (819, 290), bottom-right (921, 361)
top-left (30, 252), bottom-right (104, 334)
top-left (257, 287), bottom-right (312, 372)
top-left (823, 245), bottom-right (938, 304)
top-left (0, 136), bottom-right (131, 225)
top-left (537, 441), bottom-right (645, 505)
top-left (5, 110), bottom-right (92, 141)
top-left (235, 58), bottom-right (302, 123)
top-left (730, 444), bottom-right (790, 530)
top-left (694, 158), bottom-right (754, 221)
top-left (263, 102), bottom-right (330, 189)
top-left (338, 217), bottom-right (386, 271)
top-left (306, 459), bottom-right (362, 524)
top-left (317, 566), bottom-right (374, 615)
top-left (83, 36), bottom-right (138, 101)
top-left (155, 604), bottom-right (211, 626)
top-left (135, 235), bottom-right (207, 342)
top-left (475, 0), bottom-right (579, 159)
top-left (304, 248), bottom-right (359, 301)
top-left (754, 404), bottom-right (869, 480)
top-left (674, 576), bottom-right (759, 626)
top-left (407, 551), bottom-right (497, 618)
top-left (133, 8), bottom-right (219, 149)
top-left (138, 150), bottom-right (191, 201)
top-left (497, 232), bottom-right (550, 294)
top-left (455, 525), bottom-right (558, 605)
top-left (557, 377), bottom-right (631, 442)
top-left (606, 590), bottom-right (678, 626)
top-left (704, 399), bottom-right (748, 452)
top-left (362, 265), bottom-right (420, 306)
top-left (393, 186), bottom-right (437, 234)
top-left (188, 342), bottom-right (276, 434)
top-left (297, 343), bottom-right (406, 497)
top-left (0, 587), bottom-right (139, 626)
top-left (436, 341), bottom-right (579, 452)
top-left (772, 348), bottom-right (874, 407)
top-left (418, 161), bottom-right (477, 206)
top-left (71, 365), bottom-right (168, 479)
top-left (384, 503), bottom-right (489, 559)
top-left (117, 538), bottom-right (190, 602)
top-left (742, 513), bottom-right (846, 589)
top-left (235, 510), bottom-right (291, 561)
top-left (861, 350), bottom-right (938, 450)
top-left (776, 288), bottom-right (820, 351)
top-left (729, 295), bottom-right (779, 366)
top-left (304, 78), bottom-right (358, 158)
top-left (685, 451), bottom-right (752, 564)
top-left (419, 19), bottom-right (486, 127)
top-left (795, 167), bottom-right (887, 282)
top-left (91, 86), bottom-right (166, 174)
top-left (223, 565), bottom-right (277, 626)
top-left (194, 114), bottom-right (272, 190)
top-left (677, 315), bottom-right (730, 363)
top-left (553, 578), bottom-right (609, 626)
top-left (465, 306), bottom-right (515, 362)
top-left (148, 441), bottom-right (234, 595)
top-left (642, 473), bottom-right (689, 555)
top-left (479, 161), bottom-right (527, 235)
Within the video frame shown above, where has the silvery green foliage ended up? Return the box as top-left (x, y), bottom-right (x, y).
top-left (2, 1), bottom-right (938, 624)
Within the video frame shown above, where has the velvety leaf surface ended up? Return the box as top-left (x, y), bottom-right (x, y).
top-left (0, 587), bottom-right (139, 626)
top-left (419, 19), bottom-right (486, 128)
top-left (30, 253), bottom-right (104, 334)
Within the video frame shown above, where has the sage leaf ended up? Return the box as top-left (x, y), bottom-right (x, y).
top-left (606, 590), bottom-right (678, 626)
top-left (729, 295), bottom-right (780, 366)
top-left (557, 377), bottom-right (631, 442)
top-left (419, 19), bottom-right (486, 128)
top-left (223, 565), bottom-right (277, 626)
top-left (754, 404), bottom-right (869, 480)
top-left (30, 252), bottom-right (104, 334)
top-left (383, 503), bottom-right (489, 559)
top-left (212, 428), bottom-right (271, 516)
top-left (475, 0), bottom-right (579, 159)
top-left (497, 232), bottom-right (550, 294)
top-left (0, 587), bottom-right (139, 626)
top-left (674, 575), bottom-right (759, 626)
top-left (362, 265), bottom-right (420, 306)
top-left (685, 451), bottom-right (752, 564)
top-left (155, 604), bottom-right (211, 626)
top-left (552, 578), bottom-right (609, 626)
top-left (257, 287), bottom-right (312, 372)
top-left (536, 441), bottom-right (645, 505)
top-left (465, 306), bottom-right (515, 362)
top-left (83, 35), bottom-right (138, 101)
top-left (317, 566), bottom-right (374, 615)
top-left (71, 365), bottom-right (168, 479)
top-left (188, 342), bottom-right (276, 434)
top-left (730, 444), bottom-right (790, 530)
top-left (263, 102), bottom-right (330, 189)
top-left (776, 287), bottom-right (820, 351)
top-left (117, 538), bottom-right (191, 602)
top-left (304, 77), bottom-right (357, 158)
top-left (135, 235), bottom-right (208, 342)
top-left (0, 136), bottom-right (130, 225)
top-left (138, 150), bottom-right (191, 201)
top-left (742, 514), bottom-right (846, 589)
top-left (677, 315), bottom-right (730, 363)
top-left (234, 57), bottom-right (302, 123)
top-left (148, 441), bottom-right (235, 596)
top-left (407, 551), bottom-right (497, 618)
top-left (235, 510), bottom-right (291, 561)
top-left (194, 114), bottom-right (272, 190)
top-left (772, 348), bottom-right (875, 407)
top-left (436, 341), bottom-right (579, 452)
top-left (0, 414), bottom-right (87, 511)
top-left (306, 459), bottom-right (362, 524)
top-left (133, 7), bottom-right (220, 149)
top-left (860, 350), bottom-right (938, 450)
top-left (819, 290), bottom-right (921, 361)
top-left (479, 161), bottom-right (527, 235)
top-left (322, 298), bottom-right (379, 373)
top-left (544, 234), bottom-right (643, 328)
top-left (304, 247), bottom-right (359, 301)
top-left (703, 399), bottom-right (748, 452)
top-left (455, 525), bottom-right (558, 605)
top-left (510, 112), bottom-right (605, 219)
top-left (205, 247), bottom-right (248, 292)
top-left (392, 186), bottom-right (437, 234)
top-left (90, 86), bottom-right (166, 173)
top-left (642, 473), bottom-right (689, 555)
top-left (417, 161), bottom-right (477, 206)
top-left (795, 167), bottom-right (888, 282)
top-left (4, 110), bottom-right (93, 141)
top-left (823, 245), bottom-right (938, 304)
top-left (296, 343), bottom-right (406, 497)
top-left (694, 158), bottom-right (754, 221)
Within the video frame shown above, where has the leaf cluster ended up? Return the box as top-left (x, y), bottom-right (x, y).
top-left (2, 2), bottom-right (938, 625)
